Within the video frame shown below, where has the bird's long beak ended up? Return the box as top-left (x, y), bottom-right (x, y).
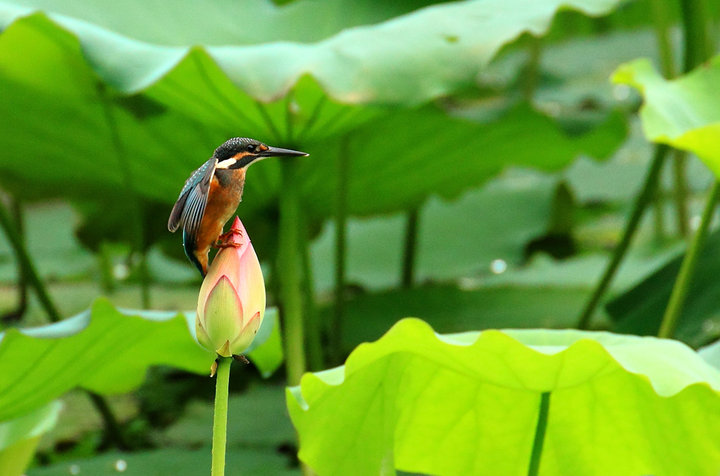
top-left (260, 146), bottom-right (309, 158)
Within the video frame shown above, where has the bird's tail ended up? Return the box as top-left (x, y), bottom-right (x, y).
top-left (183, 229), bottom-right (206, 277)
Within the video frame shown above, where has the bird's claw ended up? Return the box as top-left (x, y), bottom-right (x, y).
top-left (213, 229), bottom-right (244, 249)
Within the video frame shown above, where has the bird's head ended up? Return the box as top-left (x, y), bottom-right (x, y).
top-left (213, 137), bottom-right (308, 169)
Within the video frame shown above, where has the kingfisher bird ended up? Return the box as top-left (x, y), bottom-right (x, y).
top-left (168, 137), bottom-right (308, 276)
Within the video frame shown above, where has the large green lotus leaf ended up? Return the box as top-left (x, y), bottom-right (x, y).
top-left (288, 319), bottom-right (720, 475)
top-left (0, 0), bottom-right (627, 221)
top-left (612, 57), bottom-right (720, 177)
top-left (0, 401), bottom-right (61, 476)
top-left (700, 339), bottom-right (720, 371)
top-left (0, 299), bottom-right (281, 422)
top-left (301, 103), bottom-right (625, 218)
top-left (606, 231), bottom-right (720, 348)
top-left (0, 0), bottom-right (625, 104)
top-left (27, 448), bottom-right (298, 476)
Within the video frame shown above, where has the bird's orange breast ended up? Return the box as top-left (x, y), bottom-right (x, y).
top-left (194, 169), bottom-right (246, 260)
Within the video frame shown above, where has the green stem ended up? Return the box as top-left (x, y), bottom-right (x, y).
top-left (681, 0), bottom-right (712, 72)
top-left (659, 181), bottom-right (720, 338)
top-left (0, 199), bottom-right (129, 449)
top-left (650, 0), bottom-right (683, 241)
top-left (672, 151), bottom-right (690, 237)
top-left (1, 198), bottom-right (28, 322)
top-left (300, 209), bottom-right (323, 371)
top-left (212, 357), bottom-right (231, 476)
top-left (0, 199), bottom-right (62, 322)
top-left (652, 185), bottom-right (666, 243)
top-left (401, 208), bottom-right (419, 288)
top-left (97, 84), bottom-right (150, 308)
top-left (650, 0), bottom-right (677, 78)
top-left (522, 37), bottom-right (542, 102)
top-left (577, 145), bottom-right (668, 329)
top-left (87, 391), bottom-right (129, 451)
top-left (331, 138), bottom-right (350, 364)
top-left (98, 242), bottom-right (116, 294)
top-left (138, 250), bottom-right (151, 308)
top-left (527, 392), bottom-right (551, 476)
top-left (11, 199), bottom-right (28, 316)
top-left (278, 158), bottom-right (307, 385)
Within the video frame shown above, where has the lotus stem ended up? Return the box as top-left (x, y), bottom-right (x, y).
top-left (1, 197), bottom-right (28, 322)
top-left (96, 84), bottom-right (150, 308)
top-left (401, 207), bottom-right (420, 288)
top-left (301, 209), bottom-right (323, 370)
top-left (522, 36), bottom-right (542, 101)
top-left (87, 391), bottom-right (129, 451)
top-left (649, 0), bottom-right (676, 242)
top-left (331, 137), bottom-right (350, 364)
top-left (278, 158), bottom-right (307, 385)
top-left (658, 181), bottom-right (720, 338)
top-left (0, 198), bottom-right (62, 322)
top-left (577, 145), bottom-right (668, 329)
top-left (212, 357), bottom-right (231, 476)
top-left (527, 392), bottom-right (551, 476)
top-left (672, 152), bottom-right (690, 237)
top-left (672, 0), bottom-right (713, 238)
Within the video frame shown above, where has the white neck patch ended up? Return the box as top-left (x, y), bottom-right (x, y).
top-left (216, 158), bottom-right (237, 169)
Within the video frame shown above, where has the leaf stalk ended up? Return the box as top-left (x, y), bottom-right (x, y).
top-left (577, 145), bottom-right (668, 329)
top-left (658, 181), bottom-right (720, 338)
top-left (278, 158), bottom-right (307, 385)
top-left (527, 392), bottom-right (550, 476)
top-left (212, 357), bottom-right (231, 476)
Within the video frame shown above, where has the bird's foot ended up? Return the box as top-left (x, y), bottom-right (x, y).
top-left (214, 229), bottom-right (244, 248)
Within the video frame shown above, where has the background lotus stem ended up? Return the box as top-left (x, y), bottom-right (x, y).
top-left (0, 197), bottom-right (62, 322)
top-left (278, 158), bottom-right (307, 385)
top-left (401, 207), bottom-right (419, 288)
top-left (659, 181), bottom-right (720, 338)
top-left (649, 0), bottom-right (676, 241)
top-left (522, 36), bottom-right (542, 102)
top-left (97, 83), bottom-right (151, 308)
top-left (331, 137), bottom-right (350, 364)
top-left (672, 151), bottom-right (690, 237)
top-left (527, 392), bottom-right (550, 476)
top-left (650, 0), bottom-right (676, 78)
top-left (651, 184), bottom-right (666, 242)
top-left (671, 0), bottom-right (713, 238)
top-left (301, 214), bottom-right (323, 370)
top-left (577, 145), bottom-right (668, 329)
top-left (1, 196), bottom-right (28, 322)
top-left (87, 391), bottom-right (129, 451)
top-left (212, 357), bottom-right (231, 476)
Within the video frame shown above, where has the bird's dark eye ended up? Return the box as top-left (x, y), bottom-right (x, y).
top-left (247, 144), bottom-right (256, 152)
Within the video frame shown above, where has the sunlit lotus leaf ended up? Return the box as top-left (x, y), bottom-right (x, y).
top-left (0, 402), bottom-right (61, 476)
top-left (613, 56), bottom-right (720, 176)
top-left (288, 319), bottom-right (720, 475)
top-left (0, 299), bottom-right (282, 422)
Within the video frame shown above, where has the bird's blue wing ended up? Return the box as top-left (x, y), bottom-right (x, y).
top-left (167, 157), bottom-right (216, 236)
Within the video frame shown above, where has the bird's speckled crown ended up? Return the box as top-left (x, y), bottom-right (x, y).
top-left (213, 137), bottom-right (262, 160)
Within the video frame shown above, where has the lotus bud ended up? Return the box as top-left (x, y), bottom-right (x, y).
top-left (196, 217), bottom-right (265, 357)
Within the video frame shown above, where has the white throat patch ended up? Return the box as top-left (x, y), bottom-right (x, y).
top-left (216, 158), bottom-right (237, 169)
